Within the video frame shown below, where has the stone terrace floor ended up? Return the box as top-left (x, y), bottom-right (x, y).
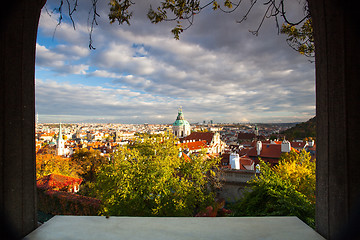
top-left (26, 216), bottom-right (325, 240)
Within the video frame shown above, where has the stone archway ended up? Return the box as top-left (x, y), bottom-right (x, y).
top-left (1, 0), bottom-right (360, 239)
top-left (309, 0), bottom-right (360, 238)
top-left (1, 0), bottom-right (45, 237)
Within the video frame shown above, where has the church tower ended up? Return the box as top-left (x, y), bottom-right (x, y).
top-left (254, 124), bottom-right (259, 136)
top-left (172, 107), bottom-right (191, 138)
top-left (56, 123), bottom-right (65, 156)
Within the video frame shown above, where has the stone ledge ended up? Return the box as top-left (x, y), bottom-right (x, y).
top-left (26, 216), bottom-right (324, 240)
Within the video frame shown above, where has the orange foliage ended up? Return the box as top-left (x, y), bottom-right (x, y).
top-left (36, 153), bottom-right (78, 179)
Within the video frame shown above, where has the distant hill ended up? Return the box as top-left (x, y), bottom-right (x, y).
top-left (281, 117), bottom-right (316, 140)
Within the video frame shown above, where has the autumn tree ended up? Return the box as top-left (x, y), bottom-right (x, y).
top-left (88, 134), bottom-right (220, 217)
top-left (275, 149), bottom-right (315, 203)
top-left (36, 153), bottom-right (78, 179)
top-left (230, 150), bottom-right (315, 227)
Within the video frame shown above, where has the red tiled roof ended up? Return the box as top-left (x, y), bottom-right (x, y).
top-left (179, 140), bottom-right (208, 151)
top-left (220, 154), bottom-right (254, 169)
top-left (237, 133), bottom-right (256, 140)
top-left (239, 157), bottom-right (254, 170)
top-left (181, 132), bottom-right (215, 145)
top-left (248, 144), bottom-right (283, 159)
top-left (238, 147), bottom-right (252, 156)
top-left (290, 141), bottom-right (307, 148)
top-left (37, 173), bottom-right (82, 191)
top-left (181, 152), bottom-right (191, 162)
top-left (239, 157), bottom-right (254, 166)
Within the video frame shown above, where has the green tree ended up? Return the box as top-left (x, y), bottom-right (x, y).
top-left (112, 0), bottom-right (314, 56)
top-left (231, 150), bottom-right (315, 228)
top-left (71, 148), bottom-right (108, 183)
top-left (281, 18), bottom-right (314, 57)
top-left (281, 116), bottom-right (316, 140)
top-left (89, 133), bottom-right (220, 216)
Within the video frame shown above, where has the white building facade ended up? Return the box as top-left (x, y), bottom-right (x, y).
top-left (172, 108), bottom-right (191, 138)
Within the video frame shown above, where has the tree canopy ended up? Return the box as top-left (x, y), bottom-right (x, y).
top-left (281, 116), bottom-right (316, 140)
top-left (88, 134), bottom-right (220, 216)
top-left (230, 149), bottom-right (315, 227)
top-left (71, 148), bottom-right (108, 183)
top-left (36, 153), bottom-right (78, 179)
top-left (281, 18), bottom-right (314, 57)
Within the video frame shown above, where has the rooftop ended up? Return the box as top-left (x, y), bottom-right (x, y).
top-left (181, 132), bottom-right (215, 145)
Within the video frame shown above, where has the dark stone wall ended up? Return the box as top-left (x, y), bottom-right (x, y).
top-left (309, 0), bottom-right (360, 239)
top-left (0, 0), bottom-right (45, 237)
top-left (0, 0), bottom-right (359, 239)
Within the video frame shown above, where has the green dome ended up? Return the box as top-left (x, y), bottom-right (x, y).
top-left (173, 119), bottom-right (190, 126)
top-left (173, 109), bottom-right (190, 127)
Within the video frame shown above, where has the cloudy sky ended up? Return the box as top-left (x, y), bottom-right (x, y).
top-left (35, 0), bottom-right (315, 124)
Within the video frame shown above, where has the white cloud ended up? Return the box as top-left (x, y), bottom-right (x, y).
top-left (36, 43), bottom-right (89, 75)
top-left (36, 43), bottom-right (66, 66)
top-left (54, 44), bottom-right (90, 59)
top-left (36, 0), bottom-right (315, 123)
top-left (91, 70), bottom-right (121, 78)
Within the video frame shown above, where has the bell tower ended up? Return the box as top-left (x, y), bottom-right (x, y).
top-left (56, 123), bottom-right (65, 156)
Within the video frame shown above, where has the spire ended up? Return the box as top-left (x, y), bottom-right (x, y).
top-left (56, 123), bottom-right (65, 156)
top-left (58, 123), bottom-right (63, 141)
top-left (177, 106), bottom-right (185, 120)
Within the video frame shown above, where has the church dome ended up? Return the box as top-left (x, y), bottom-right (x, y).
top-left (173, 109), bottom-right (190, 127)
top-left (172, 107), bottom-right (191, 138)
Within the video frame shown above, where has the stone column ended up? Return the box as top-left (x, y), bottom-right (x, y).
top-left (0, 0), bottom-right (45, 237)
top-left (309, 0), bottom-right (360, 239)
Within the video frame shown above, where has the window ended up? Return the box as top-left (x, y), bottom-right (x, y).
top-left (1, 2), bottom-right (358, 239)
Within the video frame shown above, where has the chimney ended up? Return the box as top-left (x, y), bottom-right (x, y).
top-left (230, 153), bottom-right (240, 170)
top-left (256, 141), bottom-right (262, 155)
top-left (281, 140), bottom-right (291, 152)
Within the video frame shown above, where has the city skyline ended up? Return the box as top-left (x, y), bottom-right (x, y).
top-left (35, 0), bottom-right (315, 124)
